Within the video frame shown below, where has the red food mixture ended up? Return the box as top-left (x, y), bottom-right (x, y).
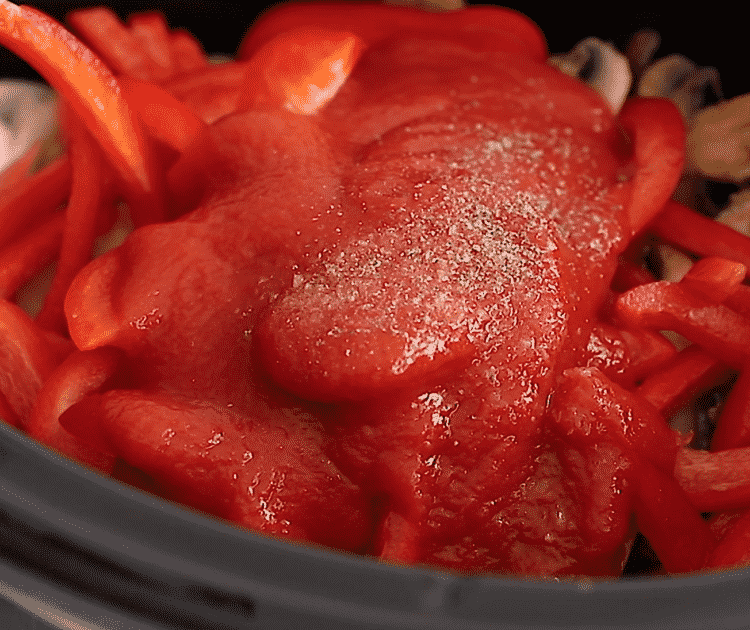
top-left (3, 1), bottom-right (750, 577)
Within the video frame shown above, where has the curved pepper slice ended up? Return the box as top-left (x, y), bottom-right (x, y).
top-left (581, 322), bottom-right (677, 389)
top-left (66, 7), bottom-right (160, 81)
top-left (0, 155), bottom-right (70, 250)
top-left (618, 98), bottom-right (685, 236)
top-left (238, 2), bottom-right (547, 62)
top-left (706, 509), bottom-right (750, 569)
top-left (26, 347), bottom-right (120, 474)
top-left (0, 299), bottom-right (70, 426)
top-left (650, 201), bottom-right (750, 279)
top-left (126, 12), bottom-right (173, 82)
top-left (238, 27), bottom-right (365, 115)
top-left (0, 214), bottom-right (64, 301)
top-left (680, 256), bottom-right (747, 303)
top-left (675, 446), bottom-right (750, 512)
top-left (617, 281), bottom-right (750, 369)
top-left (36, 114), bottom-right (106, 334)
top-left (634, 458), bottom-right (715, 574)
top-left (711, 362), bottom-right (750, 451)
top-left (635, 345), bottom-right (727, 417)
top-left (119, 76), bottom-right (207, 154)
top-left (60, 389), bottom-right (372, 552)
top-left (0, 1), bottom-right (157, 211)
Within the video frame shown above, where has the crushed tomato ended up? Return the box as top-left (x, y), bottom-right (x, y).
top-left (2, 0), bottom-right (750, 577)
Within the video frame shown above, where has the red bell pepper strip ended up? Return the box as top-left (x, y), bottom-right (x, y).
top-left (66, 7), bottom-right (158, 82)
top-left (238, 2), bottom-right (547, 62)
top-left (675, 446), bottom-right (750, 512)
top-left (238, 27), bottom-right (365, 115)
top-left (550, 367), bottom-right (681, 473)
top-left (0, 1), bottom-right (157, 210)
top-left (725, 284), bottom-right (750, 318)
top-left (168, 30), bottom-right (208, 75)
top-left (0, 299), bottom-right (68, 426)
top-left (612, 256), bottom-right (656, 292)
top-left (0, 155), bottom-right (70, 251)
top-left (636, 345), bottom-right (727, 416)
top-left (582, 322), bottom-right (676, 389)
top-left (680, 256), bottom-right (747, 303)
top-left (36, 116), bottom-right (106, 335)
top-left (709, 362), bottom-right (750, 451)
top-left (162, 61), bottom-right (248, 124)
top-left (26, 347), bottom-right (120, 474)
top-left (617, 98), bottom-right (686, 237)
top-left (634, 458), bottom-right (715, 574)
top-left (119, 76), bottom-right (208, 154)
top-left (616, 281), bottom-right (750, 369)
top-left (708, 510), bottom-right (745, 541)
top-left (650, 201), bottom-right (750, 279)
top-left (0, 213), bottom-right (64, 300)
top-left (705, 509), bottom-right (750, 569)
top-left (126, 12), bottom-right (173, 82)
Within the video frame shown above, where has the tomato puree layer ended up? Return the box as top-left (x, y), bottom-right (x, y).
top-left (60, 23), bottom-right (670, 575)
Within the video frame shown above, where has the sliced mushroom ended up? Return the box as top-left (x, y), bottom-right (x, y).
top-left (625, 29), bottom-right (661, 87)
top-left (548, 37), bottom-right (632, 115)
top-left (638, 54), bottom-right (721, 121)
top-left (0, 79), bottom-right (58, 174)
top-left (384, 0), bottom-right (464, 10)
top-left (687, 94), bottom-right (750, 183)
top-left (715, 187), bottom-right (750, 235)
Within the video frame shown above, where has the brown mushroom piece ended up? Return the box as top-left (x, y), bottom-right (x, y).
top-left (0, 79), bottom-right (58, 174)
top-left (687, 94), bottom-right (750, 184)
top-left (548, 37), bottom-right (632, 115)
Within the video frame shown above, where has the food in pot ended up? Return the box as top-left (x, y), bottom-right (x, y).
top-left (2, 0), bottom-right (750, 577)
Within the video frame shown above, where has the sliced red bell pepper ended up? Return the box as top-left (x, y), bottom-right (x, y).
top-left (66, 7), bottom-right (158, 81)
top-left (126, 12), bottom-right (173, 82)
top-left (238, 27), bottom-right (365, 115)
top-left (616, 281), bottom-right (750, 369)
top-left (36, 114), bottom-right (106, 335)
top-left (26, 346), bottom-right (120, 474)
top-left (708, 363), bottom-right (750, 451)
top-left (550, 367), bottom-right (681, 473)
top-left (705, 509), bottom-right (750, 569)
top-left (650, 201), bottom-right (750, 278)
top-left (612, 256), bottom-right (657, 292)
top-left (635, 345), bottom-right (728, 416)
top-left (238, 2), bottom-right (547, 62)
top-left (617, 98), bottom-right (685, 236)
top-left (680, 256), bottom-right (747, 303)
top-left (0, 299), bottom-right (69, 426)
top-left (162, 61), bottom-right (248, 124)
top-left (119, 76), bottom-right (207, 154)
top-left (725, 284), bottom-right (750, 317)
top-left (633, 458), bottom-right (715, 574)
top-left (168, 30), bottom-right (208, 75)
top-left (675, 446), bottom-right (750, 512)
top-left (582, 322), bottom-right (676, 389)
top-left (0, 213), bottom-right (64, 301)
top-left (0, 155), bottom-right (70, 251)
top-left (0, 1), bottom-right (159, 216)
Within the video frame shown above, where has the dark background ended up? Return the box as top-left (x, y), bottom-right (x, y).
top-left (1, 2), bottom-right (746, 99)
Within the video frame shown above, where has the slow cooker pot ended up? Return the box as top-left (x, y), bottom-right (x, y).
top-left (1, 2), bottom-right (749, 628)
